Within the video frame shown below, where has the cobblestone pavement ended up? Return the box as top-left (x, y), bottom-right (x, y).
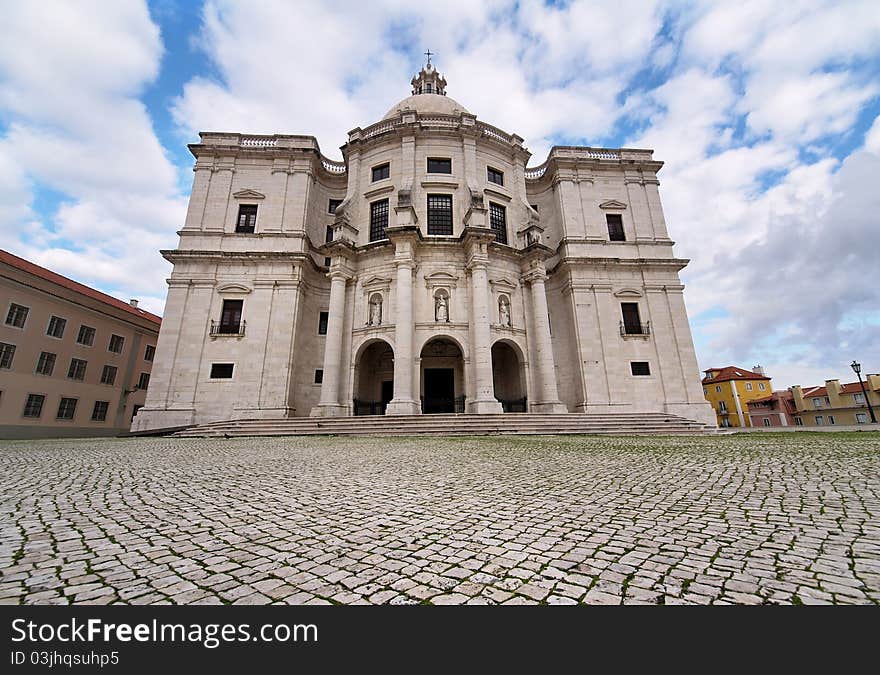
top-left (1, 433), bottom-right (878, 605)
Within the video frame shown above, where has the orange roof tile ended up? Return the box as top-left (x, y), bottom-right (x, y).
top-left (702, 366), bottom-right (770, 384)
top-left (1, 249), bottom-right (161, 325)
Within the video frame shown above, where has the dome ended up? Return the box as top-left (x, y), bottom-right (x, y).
top-left (382, 93), bottom-right (469, 120)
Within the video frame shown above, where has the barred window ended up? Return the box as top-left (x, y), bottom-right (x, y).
top-left (606, 214), bottom-right (625, 242)
top-left (101, 365), bottom-right (117, 385)
top-left (57, 397), bottom-right (77, 420)
top-left (47, 315), bottom-right (66, 338)
top-left (427, 194), bottom-right (453, 235)
top-left (489, 202), bottom-right (507, 244)
top-left (68, 358), bottom-right (87, 381)
top-left (370, 199), bottom-right (389, 242)
top-left (24, 394), bottom-right (45, 418)
top-left (5, 303), bottom-right (29, 328)
top-left (236, 204), bottom-right (257, 233)
top-left (36, 351), bottom-right (56, 376)
top-left (0, 342), bottom-right (15, 369)
top-left (76, 325), bottom-right (96, 346)
top-left (91, 401), bottom-right (109, 422)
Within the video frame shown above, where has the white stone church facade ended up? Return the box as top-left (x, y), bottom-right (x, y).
top-left (132, 64), bottom-right (715, 431)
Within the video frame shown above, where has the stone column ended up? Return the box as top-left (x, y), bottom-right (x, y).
top-left (524, 267), bottom-right (567, 413)
top-left (311, 269), bottom-right (350, 417)
top-left (469, 261), bottom-right (504, 413)
top-left (386, 228), bottom-right (420, 415)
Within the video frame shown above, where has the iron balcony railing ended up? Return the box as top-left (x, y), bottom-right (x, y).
top-left (210, 319), bottom-right (246, 337)
top-left (620, 321), bottom-right (651, 336)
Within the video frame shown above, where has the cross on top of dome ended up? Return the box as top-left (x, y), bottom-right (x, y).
top-left (411, 51), bottom-right (447, 96)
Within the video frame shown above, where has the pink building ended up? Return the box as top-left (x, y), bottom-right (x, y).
top-left (747, 390), bottom-right (799, 427)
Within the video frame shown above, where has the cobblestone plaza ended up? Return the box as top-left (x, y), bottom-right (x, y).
top-left (1, 433), bottom-right (878, 605)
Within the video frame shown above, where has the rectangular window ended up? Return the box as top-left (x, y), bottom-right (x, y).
top-left (630, 361), bottom-right (650, 376)
top-left (427, 157), bottom-right (452, 174)
top-left (763, 418), bottom-right (771, 427)
top-left (318, 311), bottom-right (329, 335)
top-left (854, 393), bottom-right (865, 404)
top-left (487, 166), bottom-right (504, 185)
top-left (812, 398), bottom-right (822, 408)
top-left (715, 385), bottom-right (721, 393)
top-left (236, 204), bottom-right (258, 233)
top-left (91, 401), bottom-right (109, 422)
top-left (23, 394), bottom-right (45, 418)
top-left (489, 202), bottom-right (507, 244)
top-left (371, 163), bottom-right (390, 182)
top-left (137, 372), bottom-right (150, 390)
top-left (108, 334), bottom-right (125, 354)
top-left (621, 303), bottom-right (643, 335)
top-left (144, 345), bottom-right (155, 362)
top-left (606, 214), bottom-right (625, 241)
top-left (828, 415), bottom-right (835, 425)
top-left (794, 416), bottom-right (803, 426)
top-left (325, 225), bottom-right (334, 244)
top-left (314, 369), bottom-right (323, 384)
top-left (328, 198), bottom-right (342, 214)
top-left (5, 303), bottom-right (29, 328)
top-left (703, 387), bottom-right (708, 396)
top-left (57, 397), bottom-right (77, 420)
top-left (35, 351), bottom-right (56, 376)
top-left (0, 342), bottom-right (15, 369)
top-left (746, 383), bottom-right (753, 391)
top-left (815, 415), bottom-right (824, 426)
top-left (856, 412), bottom-right (868, 424)
top-left (210, 363), bottom-right (234, 379)
top-left (718, 400), bottom-right (728, 412)
top-left (47, 315), bottom-right (66, 338)
top-left (219, 299), bottom-right (243, 334)
top-left (370, 199), bottom-right (389, 241)
top-left (76, 325), bottom-right (96, 346)
top-left (758, 382), bottom-right (766, 390)
top-left (100, 365), bottom-right (117, 385)
top-left (427, 194), bottom-right (453, 235)
top-left (67, 358), bottom-right (87, 381)
top-left (324, 257), bottom-right (331, 267)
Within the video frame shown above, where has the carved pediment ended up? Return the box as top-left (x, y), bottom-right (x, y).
top-left (424, 271), bottom-right (459, 290)
top-left (599, 199), bottom-right (627, 210)
top-left (216, 282), bottom-right (253, 294)
top-left (489, 277), bottom-right (517, 291)
top-left (613, 288), bottom-right (642, 298)
top-left (233, 189), bottom-right (266, 200)
top-left (362, 276), bottom-right (392, 291)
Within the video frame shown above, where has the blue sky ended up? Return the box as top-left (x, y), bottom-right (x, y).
top-left (1, 0), bottom-right (879, 389)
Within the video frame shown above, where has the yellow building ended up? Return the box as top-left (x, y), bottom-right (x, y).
top-left (790, 376), bottom-right (880, 427)
top-left (702, 366), bottom-right (772, 428)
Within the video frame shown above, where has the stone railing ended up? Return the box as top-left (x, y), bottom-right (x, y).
top-left (362, 121), bottom-right (398, 139)
top-left (478, 122), bottom-right (512, 144)
top-left (524, 165), bottom-right (547, 179)
top-left (322, 158), bottom-right (347, 174)
top-left (240, 136), bottom-right (278, 147)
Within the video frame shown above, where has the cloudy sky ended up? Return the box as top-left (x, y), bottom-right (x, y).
top-left (1, 0), bottom-right (878, 388)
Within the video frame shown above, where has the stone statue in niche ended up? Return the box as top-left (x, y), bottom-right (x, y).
top-left (499, 296), bottom-right (511, 327)
top-left (435, 294), bottom-right (449, 322)
top-left (369, 294), bottom-right (383, 326)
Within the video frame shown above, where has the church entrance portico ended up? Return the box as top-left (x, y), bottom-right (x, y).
top-left (353, 339), bottom-right (394, 415)
top-left (492, 340), bottom-right (527, 412)
top-left (419, 337), bottom-right (465, 414)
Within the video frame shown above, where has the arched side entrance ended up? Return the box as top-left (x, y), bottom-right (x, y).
top-left (420, 337), bottom-right (465, 414)
top-left (492, 340), bottom-right (527, 412)
top-left (353, 340), bottom-right (394, 415)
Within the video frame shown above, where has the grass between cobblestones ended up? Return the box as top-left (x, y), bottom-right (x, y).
top-left (1, 432), bottom-right (878, 605)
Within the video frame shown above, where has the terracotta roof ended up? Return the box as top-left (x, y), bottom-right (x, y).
top-left (702, 366), bottom-right (770, 384)
top-left (1, 249), bottom-right (161, 325)
top-left (803, 382), bottom-right (871, 398)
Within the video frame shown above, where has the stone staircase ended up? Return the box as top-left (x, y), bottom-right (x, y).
top-left (172, 412), bottom-right (715, 438)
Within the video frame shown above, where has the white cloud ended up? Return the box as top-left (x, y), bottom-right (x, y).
top-left (0, 0), bottom-right (184, 311)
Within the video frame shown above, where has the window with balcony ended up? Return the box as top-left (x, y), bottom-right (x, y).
top-left (1, 342), bottom-right (16, 369)
top-left (76, 325), bottom-right (96, 346)
top-left (487, 167), bottom-right (504, 186)
top-left (91, 401), bottom-right (109, 422)
top-left (606, 214), bottom-right (625, 242)
top-left (23, 394), bottom-right (45, 418)
top-left (101, 365), bottom-right (117, 385)
top-left (47, 315), bottom-right (66, 339)
top-left (371, 163), bottom-right (390, 182)
top-left (620, 303), bottom-right (649, 335)
top-left (489, 202), bottom-right (507, 244)
top-left (235, 204), bottom-right (257, 233)
top-left (57, 397), bottom-right (78, 420)
top-left (67, 358), bottom-right (87, 381)
top-left (5, 303), bottom-right (28, 328)
top-left (370, 199), bottom-right (389, 241)
top-left (213, 299), bottom-right (244, 336)
top-left (108, 334), bottom-right (125, 354)
top-left (427, 158), bottom-right (452, 174)
top-left (35, 351), bottom-right (56, 376)
top-left (427, 194), bottom-right (453, 235)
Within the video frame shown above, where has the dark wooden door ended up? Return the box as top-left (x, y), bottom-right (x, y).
top-left (424, 369), bottom-right (455, 413)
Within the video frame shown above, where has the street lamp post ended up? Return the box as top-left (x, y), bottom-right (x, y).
top-left (850, 360), bottom-right (878, 423)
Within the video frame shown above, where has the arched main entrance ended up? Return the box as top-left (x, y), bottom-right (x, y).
top-left (420, 337), bottom-right (465, 414)
top-left (492, 340), bottom-right (527, 412)
top-left (353, 340), bottom-right (394, 415)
